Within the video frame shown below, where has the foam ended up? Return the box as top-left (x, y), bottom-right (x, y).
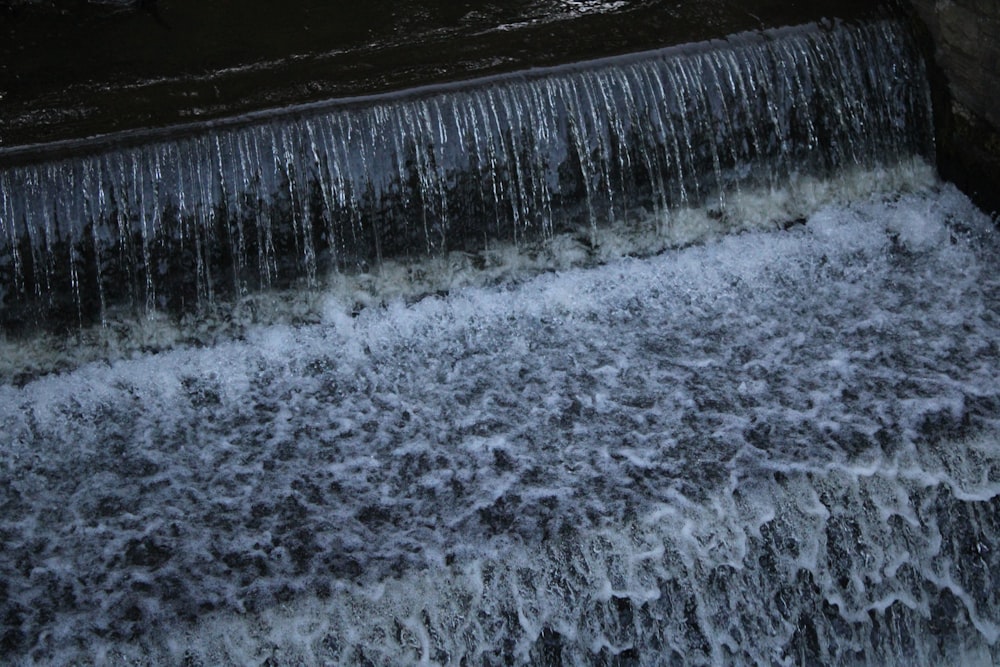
top-left (2, 178), bottom-right (1000, 665)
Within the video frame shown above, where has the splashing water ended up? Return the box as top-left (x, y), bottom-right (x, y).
top-left (1, 180), bottom-right (999, 665)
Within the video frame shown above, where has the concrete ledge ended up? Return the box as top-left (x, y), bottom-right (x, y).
top-left (909, 0), bottom-right (1000, 214)
top-left (0, 0), bottom-right (887, 150)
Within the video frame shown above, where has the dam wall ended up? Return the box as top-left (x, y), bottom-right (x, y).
top-left (909, 0), bottom-right (1000, 214)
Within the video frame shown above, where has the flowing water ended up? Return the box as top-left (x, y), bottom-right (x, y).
top-left (2, 9), bottom-right (999, 667)
top-left (0, 19), bottom-right (931, 333)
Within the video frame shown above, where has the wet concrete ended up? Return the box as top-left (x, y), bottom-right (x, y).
top-left (907, 0), bottom-right (1000, 215)
top-left (1, 0), bottom-right (888, 155)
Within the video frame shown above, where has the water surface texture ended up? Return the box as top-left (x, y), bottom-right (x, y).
top-left (2, 2), bottom-right (998, 665)
top-left (2, 182), bottom-right (999, 665)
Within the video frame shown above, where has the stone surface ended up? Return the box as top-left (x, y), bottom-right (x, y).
top-left (0, 0), bottom-right (885, 154)
top-left (909, 0), bottom-right (1000, 214)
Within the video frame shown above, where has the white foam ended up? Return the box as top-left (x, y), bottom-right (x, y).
top-left (3, 176), bottom-right (1000, 665)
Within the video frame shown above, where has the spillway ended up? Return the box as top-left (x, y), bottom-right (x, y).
top-left (0, 18), bottom-right (931, 333)
top-left (2, 5), bottom-right (1000, 667)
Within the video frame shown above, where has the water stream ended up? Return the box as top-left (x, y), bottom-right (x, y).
top-left (2, 10), bottom-right (999, 667)
top-left (0, 19), bottom-right (931, 333)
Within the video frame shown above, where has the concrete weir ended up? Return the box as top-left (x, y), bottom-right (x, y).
top-left (0, 1), bottom-right (929, 333)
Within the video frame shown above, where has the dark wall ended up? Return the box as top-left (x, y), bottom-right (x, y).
top-left (909, 0), bottom-right (1000, 215)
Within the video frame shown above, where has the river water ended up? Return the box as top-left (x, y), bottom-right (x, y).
top-left (2, 165), bottom-right (1000, 664)
top-left (1, 3), bottom-right (998, 665)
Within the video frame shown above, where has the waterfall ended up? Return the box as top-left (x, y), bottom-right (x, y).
top-left (0, 18), bottom-right (932, 333)
top-left (6, 11), bottom-right (1000, 667)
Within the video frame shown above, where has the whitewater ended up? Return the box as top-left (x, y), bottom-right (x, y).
top-left (1, 165), bottom-right (999, 665)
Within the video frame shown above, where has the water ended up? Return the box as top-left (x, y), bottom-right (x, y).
top-left (0, 18), bottom-right (932, 333)
top-left (3, 9), bottom-right (999, 666)
top-left (2, 179), bottom-right (1000, 665)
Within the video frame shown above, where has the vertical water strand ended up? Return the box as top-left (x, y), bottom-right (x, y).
top-left (133, 148), bottom-right (155, 312)
top-left (686, 54), bottom-right (728, 210)
top-left (803, 30), bottom-right (852, 170)
top-left (479, 89), bottom-right (516, 244)
top-left (558, 77), bottom-right (599, 238)
top-left (870, 23), bottom-right (908, 158)
top-left (648, 61), bottom-right (681, 205)
top-left (414, 99), bottom-right (446, 253)
top-left (79, 159), bottom-right (106, 324)
top-left (428, 98), bottom-right (452, 251)
top-left (305, 118), bottom-right (337, 278)
top-left (294, 122), bottom-right (319, 285)
top-left (860, 23), bottom-right (906, 161)
top-left (301, 117), bottom-right (323, 276)
top-left (39, 164), bottom-right (59, 312)
top-left (762, 40), bottom-right (797, 174)
top-left (245, 128), bottom-right (275, 287)
top-left (825, 29), bottom-right (871, 167)
top-left (893, 20), bottom-right (934, 158)
top-left (333, 114), bottom-right (365, 267)
top-left (70, 162), bottom-right (90, 320)
top-left (845, 25), bottom-right (888, 161)
top-left (496, 87), bottom-right (534, 242)
top-left (573, 72), bottom-right (615, 224)
top-left (747, 42), bottom-right (792, 182)
top-left (96, 157), bottom-right (116, 310)
top-left (535, 81), bottom-right (563, 234)
top-left (461, 92), bottom-right (491, 245)
top-left (721, 49), bottom-right (767, 188)
top-left (230, 130), bottom-right (251, 295)
top-left (504, 85), bottom-right (537, 235)
top-left (264, 125), bottom-right (294, 284)
top-left (625, 62), bottom-right (668, 222)
top-left (397, 104), bottom-right (432, 255)
top-left (189, 137), bottom-right (212, 305)
top-left (70, 163), bottom-right (90, 323)
top-left (377, 106), bottom-right (405, 256)
top-left (41, 166), bottom-right (57, 307)
top-left (180, 138), bottom-right (200, 304)
top-left (782, 38), bottom-right (819, 159)
top-left (20, 169), bottom-right (40, 304)
top-left (313, 114), bottom-right (347, 270)
top-left (706, 51), bottom-right (746, 201)
top-left (646, 60), bottom-right (691, 209)
top-left (542, 78), bottom-right (570, 233)
top-left (524, 80), bottom-right (558, 238)
top-left (150, 147), bottom-right (170, 310)
top-left (213, 133), bottom-right (239, 296)
top-left (476, 92), bottom-right (506, 243)
top-left (663, 61), bottom-right (704, 206)
top-left (359, 110), bottom-right (384, 268)
top-left (485, 87), bottom-right (521, 244)
top-left (447, 98), bottom-right (476, 246)
top-left (596, 69), bottom-right (633, 221)
top-left (0, 172), bottom-right (25, 300)
top-left (53, 163), bottom-right (82, 326)
top-left (104, 153), bottom-right (130, 307)
top-left (284, 124), bottom-right (316, 285)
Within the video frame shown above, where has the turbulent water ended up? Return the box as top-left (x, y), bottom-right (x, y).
top-left (2, 174), bottom-right (1000, 665)
top-left (0, 6), bottom-right (996, 665)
